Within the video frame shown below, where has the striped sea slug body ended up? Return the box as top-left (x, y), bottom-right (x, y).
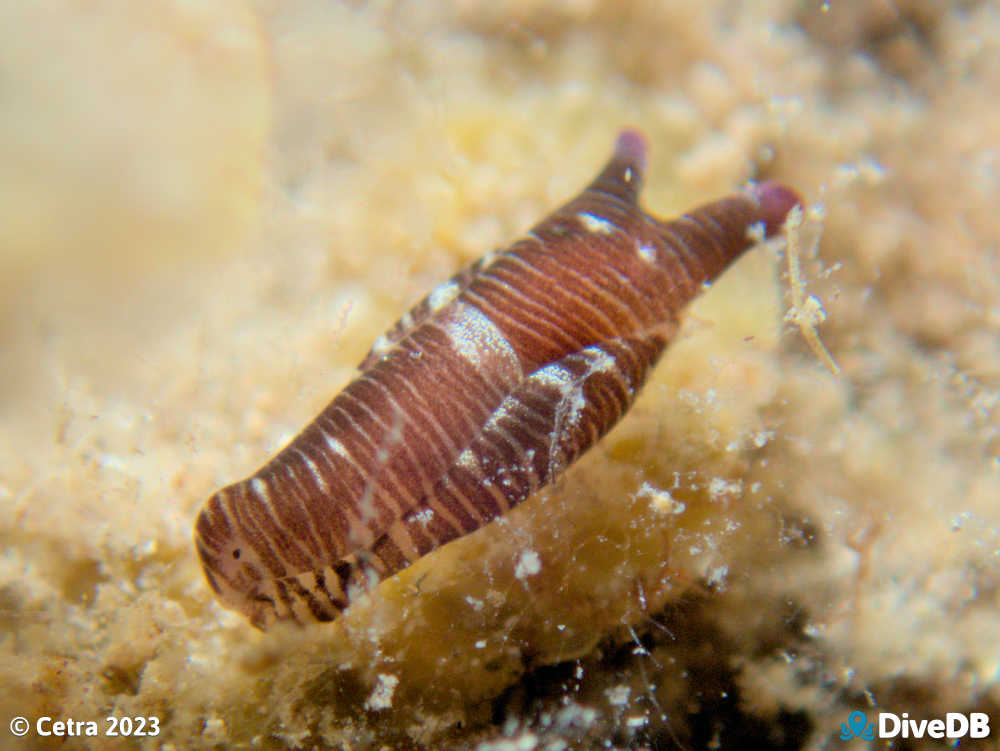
top-left (194, 129), bottom-right (800, 628)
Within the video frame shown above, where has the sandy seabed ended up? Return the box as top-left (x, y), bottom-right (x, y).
top-left (1, 1), bottom-right (998, 749)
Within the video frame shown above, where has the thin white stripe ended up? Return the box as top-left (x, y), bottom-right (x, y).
top-left (281, 462), bottom-right (328, 563)
top-left (382, 366), bottom-right (476, 453)
top-left (224, 488), bottom-right (287, 579)
top-left (502, 252), bottom-right (631, 334)
top-left (322, 407), bottom-right (419, 514)
top-left (252, 473), bottom-right (316, 571)
top-left (480, 267), bottom-right (605, 345)
top-left (543, 255), bottom-right (641, 330)
top-left (316, 429), bottom-right (368, 492)
top-left (360, 373), bottom-right (454, 473)
top-left (657, 227), bottom-right (702, 287)
top-left (295, 448), bottom-right (328, 493)
top-left (335, 393), bottom-right (425, 509)
top-left (290, 448), bottom-right (339, 557)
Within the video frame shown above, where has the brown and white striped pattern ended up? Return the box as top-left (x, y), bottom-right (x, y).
top-left (194, 129), bottom-right (801, 628)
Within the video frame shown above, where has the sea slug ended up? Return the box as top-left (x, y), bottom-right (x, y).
top-left (194, 129), bottom-right (800, 628)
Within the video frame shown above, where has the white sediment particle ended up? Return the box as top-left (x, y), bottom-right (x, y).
top-left (465, 595), bottom-right (484, 611)
top-left (475, 732), bottom-right (539, 751)
top-left (708, 477), bottom-right (742, 500)
top-left (514, 549), bottom-right (541, 579)
top-left (753, 430), bottom-right (774, 448)
top-left (364, 673), bottom-right (399, 711)
top-left (99, 453), bottom-right (128, 472)
top-left (427, 281), bottom-right (460, 312)
top-left (709, 477), bottom-right (726, 498)
top-left (577, 211), bottom-right (616, 234)
top-left (137, 538), bottom-right (157, 557)
top-left (706, 564), bottom-right (729, 587)
top-left (802, 622), bottom-right (825, 638)
top-left (412, 508), bottom-right (434, 526)
top-left (635, 481), bottom-right (685, 515)
top-left (202, 715), bottom-right (227, 743)
top-left (637, 243), bottom-right (656, 263)
top-left (626, 715), bottom-right (648, 729)
top-left (456, 448), bottom-right (478, 470)
top-left (554, 702), bottom-right (598, 730)
top-left (605, 684), bottom-right (631, 706)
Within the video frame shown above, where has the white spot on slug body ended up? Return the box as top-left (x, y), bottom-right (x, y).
top-left (456, 448), bottom-right (478, 471)
top-left (412, 508), bottom-right (434, 526)
top-left (577, 212), bottom-right (617, 235)
top-left (323, 432), bottom-right (350, 459)
top-left (369, 334), bottom-right (394, 359)
top-left (296, 450), bottom-right (328, 492)
top-left (531, 363), bottom-right (574, 389)
top-left (251, 477), bottom-right (269, 500)
top-left (443, 302), bottom-right (521, 380)
top-left (427, 281), bottom-right (460, 313)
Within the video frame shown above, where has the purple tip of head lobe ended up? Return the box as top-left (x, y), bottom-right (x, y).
top-left (614, 128), bottom-right (649, 174)
top-left (753, 181), bottom-right (802, 237)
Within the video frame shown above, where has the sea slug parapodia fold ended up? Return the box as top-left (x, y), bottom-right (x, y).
top-left (194, 129), bottom-right (801, 629)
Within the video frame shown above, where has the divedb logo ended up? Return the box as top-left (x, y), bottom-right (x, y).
top-left (840, 710), bottom-right (991, 741)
